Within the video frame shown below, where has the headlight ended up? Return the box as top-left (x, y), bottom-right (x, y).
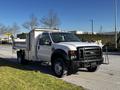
top-left (68, 50), bottom-right (77, 60)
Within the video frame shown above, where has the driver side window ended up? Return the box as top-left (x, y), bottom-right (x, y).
top-left (39, 33), bottom-right (51, 45)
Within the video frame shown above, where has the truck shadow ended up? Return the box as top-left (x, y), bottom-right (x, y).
top-left (0, 58), bottom-right (54, 76)
top-left (0, 57), bottom-right (89, 76)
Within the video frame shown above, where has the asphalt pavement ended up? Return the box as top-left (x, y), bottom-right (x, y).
top-left (0, 45), bottom-right (120, 90)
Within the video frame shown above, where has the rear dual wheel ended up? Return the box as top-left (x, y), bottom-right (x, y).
top-left (17, 50), bottom-right (28, 65)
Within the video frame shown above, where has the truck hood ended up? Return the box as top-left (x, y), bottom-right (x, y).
top-left (59, 42), bottom-right (100, 47)
top-left (54, 42), bottom-right (102, 51)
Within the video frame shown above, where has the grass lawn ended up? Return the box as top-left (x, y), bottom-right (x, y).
top-left (0, 59), bottom-right (84, 90)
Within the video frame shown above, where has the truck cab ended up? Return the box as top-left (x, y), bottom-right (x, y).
top-left (14, 29), bottom-right (103, 77)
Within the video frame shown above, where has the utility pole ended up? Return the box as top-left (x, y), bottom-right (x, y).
top-left (114, 0), bottom-right (118, 48)
top-left (90, 19), bottom-right (94, 35)
top-left (100, 25), bottom-right (103, 34)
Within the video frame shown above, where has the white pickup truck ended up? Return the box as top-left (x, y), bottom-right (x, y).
top-left (12, 28), bottom-right (103, 77)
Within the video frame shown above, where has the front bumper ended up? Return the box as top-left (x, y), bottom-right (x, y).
top-left (71, 58), bottom-right (104, 68)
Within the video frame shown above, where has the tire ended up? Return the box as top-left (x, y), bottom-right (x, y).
top-left (17, 51), bottom-right (22, 63)
top-left (67, 63), bottom-right (78, 75)
top-left (17, 50), bottom-right (28, 65)
top-left (87, 66), bottom-right (98, 72)
top-left (52, 58), bottom-right (67, 78)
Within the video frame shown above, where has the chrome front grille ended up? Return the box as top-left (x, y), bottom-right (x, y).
top-left (78, 46), bottom-right (102, 60)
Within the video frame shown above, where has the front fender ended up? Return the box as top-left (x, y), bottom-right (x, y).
top-left (51, 49), bottom-right (70, 64)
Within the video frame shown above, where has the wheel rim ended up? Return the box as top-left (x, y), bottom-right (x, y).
top-left (54, 62), bottom-right (62, 75)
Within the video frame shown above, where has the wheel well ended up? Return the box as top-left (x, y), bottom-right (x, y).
top-left (51, 49), bottom-right (68, 65)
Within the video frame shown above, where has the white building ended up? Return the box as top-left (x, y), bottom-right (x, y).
top-left (84, 31), bottom-right (97, 35)
top-left (0, 34), bottom-right (12, 43)
top-left (69, 31), bottom-right (84, 34)
top-left (70, 30), bottom-right (97, 35)
top-left (0, 35), bottom-right (10, 40)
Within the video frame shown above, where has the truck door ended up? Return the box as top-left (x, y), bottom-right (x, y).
top-left (37, 33), bottom-right (52, 62)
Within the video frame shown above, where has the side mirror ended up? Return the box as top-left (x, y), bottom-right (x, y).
top-left (49, 41), bottom-right (52, 45)
top-left (45, 41), bottom-right (52, 45)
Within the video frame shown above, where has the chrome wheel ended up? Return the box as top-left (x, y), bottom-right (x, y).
top-left (52, 58), bottom-right (67, 77)
top-left (54, 62), bottom-right (62, 75)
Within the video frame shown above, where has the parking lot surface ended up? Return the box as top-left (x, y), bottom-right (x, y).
top-left (0, 45), bottom-right (120, 90)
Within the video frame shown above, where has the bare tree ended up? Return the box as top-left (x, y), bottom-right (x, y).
top-left (0, 24), bottom-right (7, 35)
top-left (23, 14), bottom-right (39, 30)
top-left (9, 23), bottom-right (20, 36)
top-left (40, 11), bottom-right (60, 29)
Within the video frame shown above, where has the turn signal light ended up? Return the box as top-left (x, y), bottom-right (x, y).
top-left (68, 50), bottom-right (77, 56)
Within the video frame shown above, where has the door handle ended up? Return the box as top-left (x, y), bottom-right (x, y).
top-left (38, 46), bottom-right (40, 49)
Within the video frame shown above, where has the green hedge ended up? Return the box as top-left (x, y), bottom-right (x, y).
top-left (75, 34), bottom-right (120, 52)
top-left (76, 34), bottom-right (115, 44)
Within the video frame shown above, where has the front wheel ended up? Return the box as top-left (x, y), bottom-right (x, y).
top-left (87, 66), bottom-right (98, 72)
top-left (52, 58), bottom-right (67, 78)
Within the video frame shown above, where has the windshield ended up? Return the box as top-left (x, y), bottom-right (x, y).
top-left (50, 32), bottom-right (80, 43)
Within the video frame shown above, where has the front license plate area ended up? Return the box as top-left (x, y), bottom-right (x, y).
top-left (91, 62), bottom-right (96, 66)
